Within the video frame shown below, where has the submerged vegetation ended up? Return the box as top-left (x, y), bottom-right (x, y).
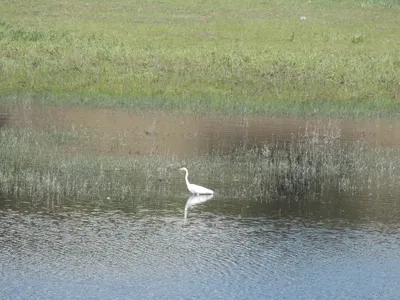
top-left (1, 0), bottom-right (400, 115)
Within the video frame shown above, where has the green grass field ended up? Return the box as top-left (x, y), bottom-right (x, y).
top-left (1, 0), bottom-right (400, 115)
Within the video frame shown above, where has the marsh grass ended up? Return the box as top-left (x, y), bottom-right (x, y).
top-left (1, 0), bottom-right (400, 116)
top-left (1, 123), bottom-right (400, 211)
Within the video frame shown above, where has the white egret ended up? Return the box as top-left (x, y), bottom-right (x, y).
top-left (179, 167), bottom-right (214, 195)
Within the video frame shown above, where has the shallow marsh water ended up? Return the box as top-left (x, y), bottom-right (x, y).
top-left (1, 104), bottom-right (400, 299)
top-left (4, 103), bottom-right (400, 156)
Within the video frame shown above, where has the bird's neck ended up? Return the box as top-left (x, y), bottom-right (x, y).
top-left (185, 172), bottom-right (190, 186)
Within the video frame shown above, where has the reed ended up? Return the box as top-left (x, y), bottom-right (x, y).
top-left (1, 124), bottom-right (399, 210)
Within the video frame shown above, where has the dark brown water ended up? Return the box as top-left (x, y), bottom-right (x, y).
top-left (6, 103), bottom-right (400, 156)
top-left (1, 104), bottom-right (400, 299)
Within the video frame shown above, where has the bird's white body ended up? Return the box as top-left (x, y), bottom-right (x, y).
top-left (179, 167), bottom-right (214, 195)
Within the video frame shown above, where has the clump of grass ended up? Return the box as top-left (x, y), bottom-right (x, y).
top-left (208, 122), bottom-right (400, 202)
top-left (1, 123), bottom-right (400, 210)
top-left (253, 123), bottom-right (357, 201)
top-left (0, 127), bottom-right (179, 205)
top-left (359, 0), bottom-right (400, 8)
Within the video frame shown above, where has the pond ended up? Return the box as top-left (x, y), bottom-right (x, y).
top-left (1, 104), bottom-right (400, 299)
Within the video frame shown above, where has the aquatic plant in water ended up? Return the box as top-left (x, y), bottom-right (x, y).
top-left (0, 122), bottom-right (399, 210)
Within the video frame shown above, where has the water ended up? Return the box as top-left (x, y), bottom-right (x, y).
top-left (2, 198), bottom-right (400, 299)
top-left (5, 103), bottom-right (400, 156)
top-left (1, 104), bottom-right (400, 299)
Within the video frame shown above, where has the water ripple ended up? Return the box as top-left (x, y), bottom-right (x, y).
top-left (1, 206), bottom-right (400, 299)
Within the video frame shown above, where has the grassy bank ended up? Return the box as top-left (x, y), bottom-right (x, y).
top-left (1, 0), bottom-right (400, 116)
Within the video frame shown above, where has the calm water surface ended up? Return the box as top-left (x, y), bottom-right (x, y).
top-left (1, 104), bottom-right (400, 299)
top-left (2, 194), bottom-right (400, 300)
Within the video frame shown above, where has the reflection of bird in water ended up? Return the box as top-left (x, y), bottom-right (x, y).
top-left (179, 167), bottom-right (214, 195)
top-left (184, 194), bottom-right (214, 223)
